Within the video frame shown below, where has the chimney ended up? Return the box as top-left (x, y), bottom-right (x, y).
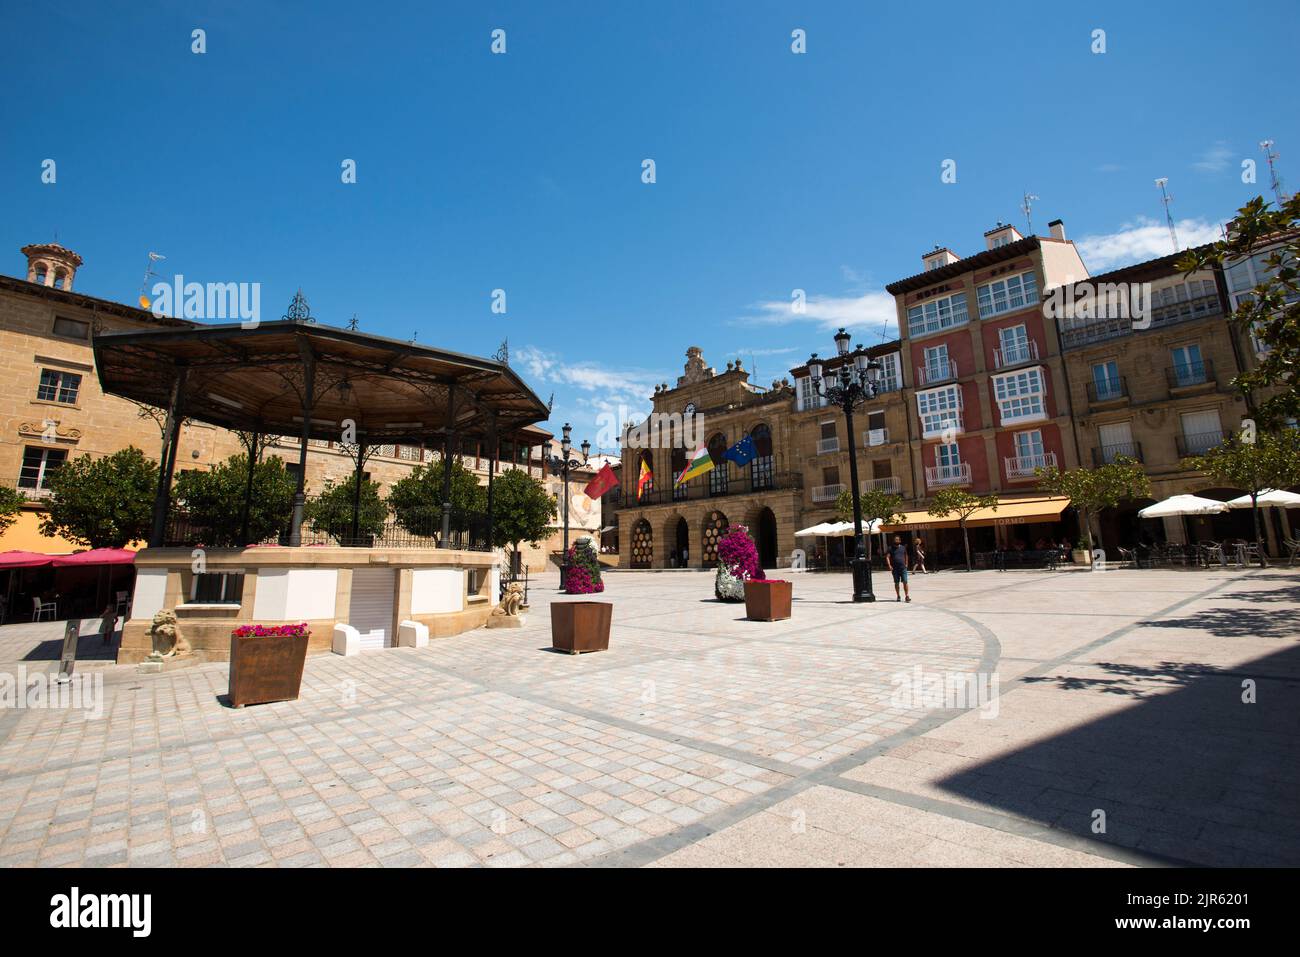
top-left (1047, 219), bottom-right (1067, 241)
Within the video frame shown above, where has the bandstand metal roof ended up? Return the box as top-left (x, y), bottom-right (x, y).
top-left (92, 320), bottom-right (550, 445)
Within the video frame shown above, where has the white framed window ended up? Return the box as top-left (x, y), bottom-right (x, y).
top-left (992, 366), bottom-right (1047, 424)
top-left (876, 351), bottom-right (900, 392)
top-left (907, 291), bottom-right (970, 337)
top-left (1013, 429), bottom-right (1045, 459)
top-left (922, 344), bottom-right (951, 381)
top-left (977, 271), bottom-right (1039, 318)
top-left (936, 442), bottom-right (961, 468)
top-left (917, 384), bottom-right (964, 438)
top-left (36, 369), bottom-right (82, 404)
top-left (797, 376), bottom-right (824, 411)
top-left (18, 445), bottom-right (67, 491)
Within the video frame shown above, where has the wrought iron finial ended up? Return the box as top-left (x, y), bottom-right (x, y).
top-left (493, 338), bottom-right (509, 365)
top-left (283, 289), bottom-right (315, 323)
top-left (347, 313), bottom-right (359, 331)
top-left (547, 392), bottom-right (555, 414)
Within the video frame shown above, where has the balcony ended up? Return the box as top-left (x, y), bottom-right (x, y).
top-left (863, 428), bottom-right (889, 447)
top-left (614, 469), bottom-right (802, 509)
top-left (811, 483), bottom-right (846, 503)
top-left (920, 410), bottom-right (964, 440)
top-left (1176, 431), bottom-right (1225, 458)
top-left (1166, 359), bottom-right (1215, 392)
top-left (993, 339), bottom-right (1039, 369)
top-left (1059, 288), bottom-right (1223, 351)
top-left (1092, 442), bottom-right (1143, 466)
top-left (925, 463), bottom-right (972, 487)
top-left (817, 436), bottom-right (840, 454)
top-left (1004, 451), bottom-right (1056, 480)
top-left (915, 358), bottom-right (957, 387)
top-left (861, 476), bottom-right (902, 495)
top-left (1086, 376), bottom-right (1128, 405)
top-left (14, 484), bottom-right (52, 501)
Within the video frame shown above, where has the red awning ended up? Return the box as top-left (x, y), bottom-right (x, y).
top-left (50, 548), bottom-right (137, 567)
top-left (0, 550), bottom-right (55, 569)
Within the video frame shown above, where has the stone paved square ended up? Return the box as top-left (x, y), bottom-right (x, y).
top-left (1, 566), bottom-right (1297, 867)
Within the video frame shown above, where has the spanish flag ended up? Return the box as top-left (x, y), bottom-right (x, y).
top-left (637, 458), bottom-right (653, 500)
top-left (675, 444), bottom-right (715, 486)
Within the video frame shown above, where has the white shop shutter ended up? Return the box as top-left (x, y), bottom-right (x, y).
top-left (1097, 421), bottom-right (1133, 447)
top-left (349, 567), bottom-right (395, 650)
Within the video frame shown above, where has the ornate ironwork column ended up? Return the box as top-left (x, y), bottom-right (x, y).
top-left (288, 341), bottom-right (315, 546)
top-left (148, 365), bottom-right (188, 547)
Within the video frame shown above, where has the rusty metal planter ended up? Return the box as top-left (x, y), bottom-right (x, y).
top-left (550, 601), bottom-right (612, 654)
top-left (744, 580), bottom-right (792, 621)
top-left (228, 633), bottom-right (309, 707)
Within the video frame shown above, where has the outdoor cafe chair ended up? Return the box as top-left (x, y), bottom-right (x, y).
top-left (115, 590), bottom-right (132, 618)
top-left (1285, 537), bottom-right (1300, 566)
top-left (1200, 542), bottom-right (1226, 567)
top-left (32, 595), bottom-right (57, 622)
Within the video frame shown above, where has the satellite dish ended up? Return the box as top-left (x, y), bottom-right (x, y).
top-left (139, 295), bottom-right (152, 309)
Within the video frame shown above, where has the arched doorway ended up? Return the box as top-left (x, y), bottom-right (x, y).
top-left (702, 510), bottom-right (728, 567)
top-left (631, 519), bottom-right (653, 568)
top-left (673, 517), bottom-right (689, 567)
top-left (755, 507), bottom-right (778, 570)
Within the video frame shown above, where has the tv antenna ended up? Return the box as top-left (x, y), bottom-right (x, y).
top-left (1260, 140), bottom-right (1289, 205)
top-left (1155, 178), bottom-right (1179, 253)
top-left (138, 252), bottom-right (166, 309)
top-left (1021, 191), bottom-right (1040, 235)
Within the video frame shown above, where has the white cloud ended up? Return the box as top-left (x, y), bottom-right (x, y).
top-left (1075, 216), bottom-right (1223, 271)
top-left (514, 345), bottom-right (664, 404)
top-left (737, 290), bottom-right (898, 340)
top-left (1193, 141), bottom-right (1234, 173)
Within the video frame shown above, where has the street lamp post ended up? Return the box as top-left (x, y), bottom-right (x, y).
top-left (546, 423), bottom-right (591, 589)
top-left (808, 328), bottom-right (883, 603)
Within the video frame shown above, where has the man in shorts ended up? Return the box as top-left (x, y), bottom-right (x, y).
top-left (887, 534), bottom-right (911, 603)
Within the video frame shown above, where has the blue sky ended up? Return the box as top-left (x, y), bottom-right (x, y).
top-left (4, 0), bottom-right (1297, 453)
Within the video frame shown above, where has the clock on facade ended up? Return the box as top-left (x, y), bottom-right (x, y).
top-left (684, 402), bottom-right (697, 415)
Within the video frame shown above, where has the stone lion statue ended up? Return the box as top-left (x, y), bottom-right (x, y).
top-left (149, 609), bottom-right (191, 658)
top-left (492, 582), bottom-right (525, 618)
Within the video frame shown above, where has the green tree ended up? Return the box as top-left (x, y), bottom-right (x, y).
top-left (0, 485), bottom-right (25, 535)
top-left (835, 487), bottom-right (904, 561)
top-left (172, 453), bottom-right (297, 546)
top-left (39, 446), bottom-right (158, 548)
top-left (927, 488), bottom-right (998, 571)
top-left (1178, 193), bottom-right (1300, 426)
top-left (1035, 457), bottom-right (1150, 553)
top-left (388, 456), bottom-right (486, 535)
top-left (304, 475), bottom-right (389, 543)
top-left (1185, 428), bottom-right (1300, 566)
top-left (489, 468), bottom-right (557, 570)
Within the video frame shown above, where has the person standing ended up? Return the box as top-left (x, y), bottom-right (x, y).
top-left (887, 534), bottom-right (911, 603)
top-left (912, 538), bottom-right (928, 574)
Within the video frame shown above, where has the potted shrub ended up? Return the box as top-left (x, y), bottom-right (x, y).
top-left (228, 622), bottom-right (310, 707)
top-left (744, 578), bottom-right (792, 621)
top-left (563, 538), bottom-right (605, 594)
top-left (1071, 539), bottom-right (1093, 566)
top-left (551, 601), bottom-right (612, 654)
top-left (715, 525), bottom-right (760, 602)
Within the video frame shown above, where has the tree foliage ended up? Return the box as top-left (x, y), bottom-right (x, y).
top-left (172, 453), bottom-right (297, 546)
top-left (1036, 457), bottom-right (1150, 551)
top-left (388, 456), bottom-right (485, 533)
top-left (39, 446), bottom-right (158, 548)
top-left (0, 485), bottom-right (24, 535)
top-left (927, 488), bottom-right (998, 571)
top-left (1178, 193), bottom-right (1300, 426)
top-left (489, 468), bottom-right (556, 561)
top-left (304, 475), bottom-right (389, 542)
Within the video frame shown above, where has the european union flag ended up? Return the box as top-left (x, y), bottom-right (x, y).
top-left (723, 435), bottom-right (756, 466)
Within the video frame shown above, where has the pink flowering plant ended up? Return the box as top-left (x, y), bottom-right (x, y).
top-left (231, 622), bottom-right (310, 638)
top-left (564, 538), bottom-right (605, 594)
top-left (715, 525), bottom-right (760, 601)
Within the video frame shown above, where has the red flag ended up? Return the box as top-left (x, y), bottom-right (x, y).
top-left (584, 462), bottom-right (620, 500)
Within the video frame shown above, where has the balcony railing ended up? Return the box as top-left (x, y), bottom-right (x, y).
top-left (1176, 430), bottom-right (1225, 458)
top-left (1166, 359), bottom-right (1215, 390)
top-left (861, 476), bottom-right (902, 494)
top-left (863, 428), bottom-right (889, 447)
top-left (925, 463), bottom-right (972, 487)
top-left (162, 506), bottom-right (492, 551)
top-left (1087, 376), bottom-right (1128, 404)
top-left (811, 483), bottom-right (846, 503)
top-left (1092, 442), bottom-right (1143, 466)
top-left (993, 340), bottom-right (1038, 369)
top-left (817, 436), bottom-right (840, 454)
top-left (1004, 451), bottom-right (1056, 479)
top-left (1059, 290), bottom-right (1223, 350)
top-left (615, 469), bottom-right (801, 508)
top-left (915, 358), bottom-right (957, 387)
top-left (14, 484), bottom-right (53, 501)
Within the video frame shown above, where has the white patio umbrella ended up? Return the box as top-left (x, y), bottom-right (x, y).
top-left (795, 522), bottom-right (840, 570)
top-left (1225, 489), bottom-right (1300, 509)
top-left (1138, 495), bottom-right (1230, 518)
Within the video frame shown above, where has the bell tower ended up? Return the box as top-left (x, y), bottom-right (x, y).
top-left (21, 242), bottom-right (84, 291)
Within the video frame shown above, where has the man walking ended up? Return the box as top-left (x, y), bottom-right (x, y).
top-left (887, 534), bottom-right (911, 603)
